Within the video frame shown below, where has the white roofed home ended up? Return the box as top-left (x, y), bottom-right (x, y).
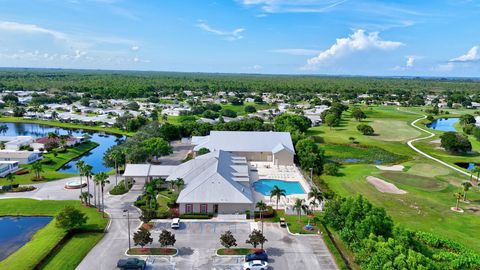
top-left (168, 150), bottom-right (253, 215)
top-left (0, 150), bottom-right (42, 164)
top-left (192, 131), bottom-right (295, 166)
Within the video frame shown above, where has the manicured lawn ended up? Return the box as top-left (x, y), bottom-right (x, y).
top-left (284, 214), bottom-right (320, 235)
top-left (0, 199), bottom-right (107, 270)
top-left (217, 248), bottom-right (255, 255)
top-left (127, 247), bottom-right (177, 255)
top-left (0, 116), bottom-right (132, 136)
top-left (40, 233), bottom-right (104, 270)
top-left (311, 106), bottom-right (480, 253)
top-left (221, 102), bottom-right (274, 116)
top-left (0, 141), bottom-right (98, 185)
top-left (320, 144), bottom-right (407, 165)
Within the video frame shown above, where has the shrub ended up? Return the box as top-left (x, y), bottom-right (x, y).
top-left (357, 124), bottom-right (374, 135)
top-left (440, 132), bottom-right (472, 153)
top-left (109, 180), bottom-right (132, 195)
top-left (179, 213), bottom-right (213, 219)
top-left (323, 163), bottom-right (339, 176)
top-left (11, 186), bottom-right (36, 192)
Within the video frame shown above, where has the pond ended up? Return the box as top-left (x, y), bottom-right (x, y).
top-left (0, 216), bottom-right (52, 261)
top-left (427, 118), bottom-right (459, 132)
top-left (0, 122), bottom-right (124, 173)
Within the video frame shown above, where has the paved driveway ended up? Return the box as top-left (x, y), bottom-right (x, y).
top-left (143, 221), bottom-right (337, 270)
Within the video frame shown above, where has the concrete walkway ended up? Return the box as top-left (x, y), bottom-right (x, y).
top-left (76, 177), bottom-right (144, 270)
top-left (399, 108), bottom-right (477, 180)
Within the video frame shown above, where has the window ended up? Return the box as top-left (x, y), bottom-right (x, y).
top-left (185, 204), bottom-right (193, 214)
top-left (200, 204), bottom-right (208, 214)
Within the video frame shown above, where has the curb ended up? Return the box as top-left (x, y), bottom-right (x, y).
top-left (124, 248), bottom-right (178, 257)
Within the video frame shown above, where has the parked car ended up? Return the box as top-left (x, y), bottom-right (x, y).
top-left (243, 260), bottom-right (268, 270)
top-left (279, 217), bottom-right (286, 227)
top-left (117, 258), bottom-right (146, 270)
top-left (171, 217), bottom-right (180, 229)
top-left (245, 250), bottom-right (268, 262)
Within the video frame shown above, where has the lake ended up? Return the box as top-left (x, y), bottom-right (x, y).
top-left (427, 118), bottom-right (459, 132)
top-left (0, 122), bottom-right (124, 173)
top-left (0, 216), bottom-right (52, 261)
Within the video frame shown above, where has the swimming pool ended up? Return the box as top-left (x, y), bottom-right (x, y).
top-left (253, 179), bottom-right (306, 195)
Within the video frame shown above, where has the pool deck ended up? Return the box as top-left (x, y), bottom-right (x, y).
top-left (248, 161), bottom-right (311, 209)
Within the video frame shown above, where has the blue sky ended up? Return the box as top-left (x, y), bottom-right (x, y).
top-left (0, 0), bottom-right (479, 77)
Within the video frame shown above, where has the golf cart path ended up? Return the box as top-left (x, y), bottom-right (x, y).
top-left (398, 108), bottom-right (477, 180)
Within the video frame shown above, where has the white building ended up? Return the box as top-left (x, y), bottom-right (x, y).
top-left (192, 131), bottom-right (295, 166)
top-left (0, 150), bottom-right (42, 164)
top-left (0, 161), bottom-right (19, 177)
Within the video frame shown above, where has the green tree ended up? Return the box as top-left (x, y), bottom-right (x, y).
top-left (82, 164), bottom-right (93, 206)
top-left (79, 191), bottom-right (92, 206)
top-left (324, 113), bottom-right (339, 129)
top-left (270, 185), bottom-right (286, 211)
top-left (351, 108), bottom-right (367, 121)
top-left (274, 114), bottom-right (312, 133)
top-left (440, 132), bottom-right (472, 153)
top-left (158, 230), bottom-right (176, 247)
top-left (133, 227), bottom-right (153, 249)
top-left (293, 198), bottom-right (308, 222)
top-left (246, 229), bottom-right (267, 249)
top-left (220, 230), bottom-right (237, 249)
top-left (244, 105), bottom-right (257, 113)
top-left (76, 160), bottom-right (85, 194)
top-left (295, 138), bottom-right (324, 174)
top-left (460, 114), bottom-right (476, 126)
top-left (6, 173), bottom-right (15, 188)
top-left (94, 172), bottom-right (110, 216)
top-left (255, 200), bottom-right (267, 233)
top-left (461, 181), bottom-right (473, 202)
top-left (103, 147), bottom-right (125, 186)
top-left (323, 163), bottom-right (339, 176)
top-left (307, 187), bottom-right (323, 212)
top-left (55, 206), bottom-right (88, 231)
top-left (31, 161), bottom-right (44, 180)
top-left (142, 137), bottom-right (172, 162)
top-left (357, 124), bottom-right (374, 135)
top-left (0, 124), bottom-right (8, 135)
top-left (453, 192), bottom-right (463, 211)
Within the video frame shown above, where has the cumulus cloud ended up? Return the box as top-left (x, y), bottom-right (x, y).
top-left (131, 45), bottom-right (140, 51)
top-left (303, 29), bottom-right (403, 70)
top-left (196, 21), bottom-right (245, 41)
top-left (406, 56), bottom-right (415, 67)
top-left (271, 48), bottom-right (321, 56)
top-left (450, 46), bottom-right (479, 62)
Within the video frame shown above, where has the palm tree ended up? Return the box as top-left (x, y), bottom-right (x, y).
top-left (293, 199), bottom-right (308, 222)
top-left (309, 200), bottom-right (319, 212)
top-left (94, 172), bottom-right (110, 217)
top-left (307, 187), bottom-right (324, 212)
top-left (270, 185), bottom-right (286, 211)
top-left (51, 110), bottom-right (58, 120)
top-left (83, 164), bottom-right (93, 206)
top-left (255, 200), bottom-right (267, 233)
top-left (31, 161), bottom-right (43, 180)
top-left (79, 191), bottom-right (92, 206)
top-left (461, 182), bottom-right (473, 202)
top-left (76, 160), bottom-right (85, 194)
top-left (47, 132), bottom-right (58, 140)
top-left (0, 124), bottom-right (8, 135)
top-left (453, 192), bottom-right (463, 211)
top-left (59, 135), bottom-right (69, 148)
top-left (174, 178), bottom-right (184, 193)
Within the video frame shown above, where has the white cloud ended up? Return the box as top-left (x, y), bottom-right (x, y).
top-left (240, 0), bottom-right (347, 13)
top-left (196, 21), bottom-right (245, 41)
top-left (303, 29), bottom-right (403, 70)
top-left (252, 64), bottom-right (263, 70)
top-left (406, 56), bottom-right (415, 67)
top-left (0, 21), bottom-right (67, 41)
top-left (271, 48), bottom-right (321, 56)
top-left (131, 46), bottom-right (140, 51)
top-left (450, 46), bottom-right (479, 62)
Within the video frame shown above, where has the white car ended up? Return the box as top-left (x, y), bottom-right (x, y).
top-left (243, 260), bottom-right (268, 270)
top-left (171, 218), bottom-right (180, 229)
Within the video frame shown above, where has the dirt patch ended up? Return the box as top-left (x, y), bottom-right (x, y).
top-left (376, 165), bottom-right (404, 171)
top-left (366, 176), bottom-right (407, 194)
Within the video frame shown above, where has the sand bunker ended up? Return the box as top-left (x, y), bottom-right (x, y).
top-left (375, 165), bottom-right (404, 171)
top-left (367, 176), bottom-right (407, 194)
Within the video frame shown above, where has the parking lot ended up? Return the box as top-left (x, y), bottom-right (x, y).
top-left (142, 221), bottom-right (337, 270)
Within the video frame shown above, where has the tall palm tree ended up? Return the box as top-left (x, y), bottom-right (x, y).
top-left (255, 200), bottom-right (267, 233)
top-left (174, 178), bottom-right (185, 193)
top-left (461, 182), bottom-right (473, 202)
top-left (83, 164), bottom-right (93, 206)
top-left (453, 192), bottom-right (463, 211)
top-left (94, 172), bottom-right (110, 217)
top-left (31, 161), bottom-right (43, 181)
top-left (309, 200), bottom-right (319, 212)
top-left (270, 185), bottom-right (286, 211)
top-left (307, 187), bottom-right (324, 212)
top-left (293, 199), bottom-right (308, 222)
top-left (76, 160), bottom-right (85, 194)
top-left (79, 191), bottom-right (92, 206)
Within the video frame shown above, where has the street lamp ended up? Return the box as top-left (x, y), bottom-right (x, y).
top-left (123, 209), bottom-right (131, 251)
